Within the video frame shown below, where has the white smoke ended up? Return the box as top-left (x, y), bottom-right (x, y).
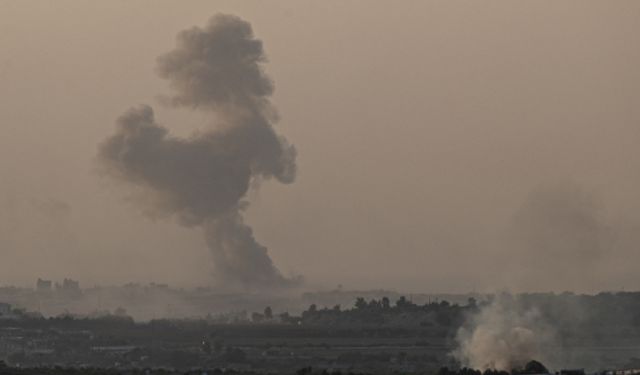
top-left (453, 294), bottom-right (556, 371)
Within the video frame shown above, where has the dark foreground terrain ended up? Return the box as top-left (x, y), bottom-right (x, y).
top-left (2, 292), bottom-right (640, 373)
top-left (0, 360), bottom-right (637, 375)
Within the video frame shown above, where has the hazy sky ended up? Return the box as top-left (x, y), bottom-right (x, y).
top-left (1, 1), bottom-right (639, 293)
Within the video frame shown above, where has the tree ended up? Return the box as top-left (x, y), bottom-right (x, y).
top-left (522, 360), bottom-right (549, 374)
top-left (467, 297), bottom-right (477, 308)
top-left (381, 296), bottom-right (390, 309)
top-left (279, 311), bottom-right (291, 322)
top-left (368, 299), bottom-right (382, 309)
top-left (355, 297), bottom-right (367, 310)
top-left (396, 296), bottom-right (408, 308)
top-left (252, 312), bottom-right (264, 323)
top-left (264, 306), bottom-right (273, 319)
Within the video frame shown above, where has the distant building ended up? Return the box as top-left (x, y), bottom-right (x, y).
top-left (36, 278), bottom-right (52, 292)
top-left (61, 278), bottom-right (80, 291)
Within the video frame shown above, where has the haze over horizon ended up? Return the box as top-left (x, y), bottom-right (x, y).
top-left (1, 1), bottom-right (640, 294)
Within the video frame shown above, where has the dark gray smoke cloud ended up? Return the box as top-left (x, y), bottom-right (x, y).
top-left (156, 14), bottom-right (273, 112)
top-left (98, 14), bottom-right (298, 289)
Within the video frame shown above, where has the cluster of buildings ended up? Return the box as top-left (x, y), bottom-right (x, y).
top-left (35, 278), bottom-right (81, 294)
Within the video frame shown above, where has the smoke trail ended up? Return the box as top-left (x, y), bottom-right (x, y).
top-left (453, 295), bottom-right (556, 371)
top-left (98, 14), bottom-right (299, 289)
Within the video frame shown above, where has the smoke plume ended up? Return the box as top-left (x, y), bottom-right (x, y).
top-left (453, 183), bottom-right (617, 371)
top-left (453, 294), bottom-right (556, 371)
top-left (505, 183), bottom-right (611, 292)
top-left (98, 14), bottom-right (299, 289)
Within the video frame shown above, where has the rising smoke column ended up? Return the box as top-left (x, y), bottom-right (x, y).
top-left (453, 295), bottom-right (556, 371)
top-left (453, 183), bottom-right (611, 370)
top-left (98, 14), bottom-right (299, 288)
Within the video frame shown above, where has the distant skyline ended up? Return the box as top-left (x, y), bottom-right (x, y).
top-left (1, 1), bottom-right (640, 293)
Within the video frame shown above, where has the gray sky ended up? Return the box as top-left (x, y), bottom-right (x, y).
top-left (1, 1), bottom-right (639, 293)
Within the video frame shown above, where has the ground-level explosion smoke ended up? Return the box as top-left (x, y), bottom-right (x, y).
top-left (98, 14), bottom-right (299, 289)
top-left (453, 295), bottom-right (556, 371)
